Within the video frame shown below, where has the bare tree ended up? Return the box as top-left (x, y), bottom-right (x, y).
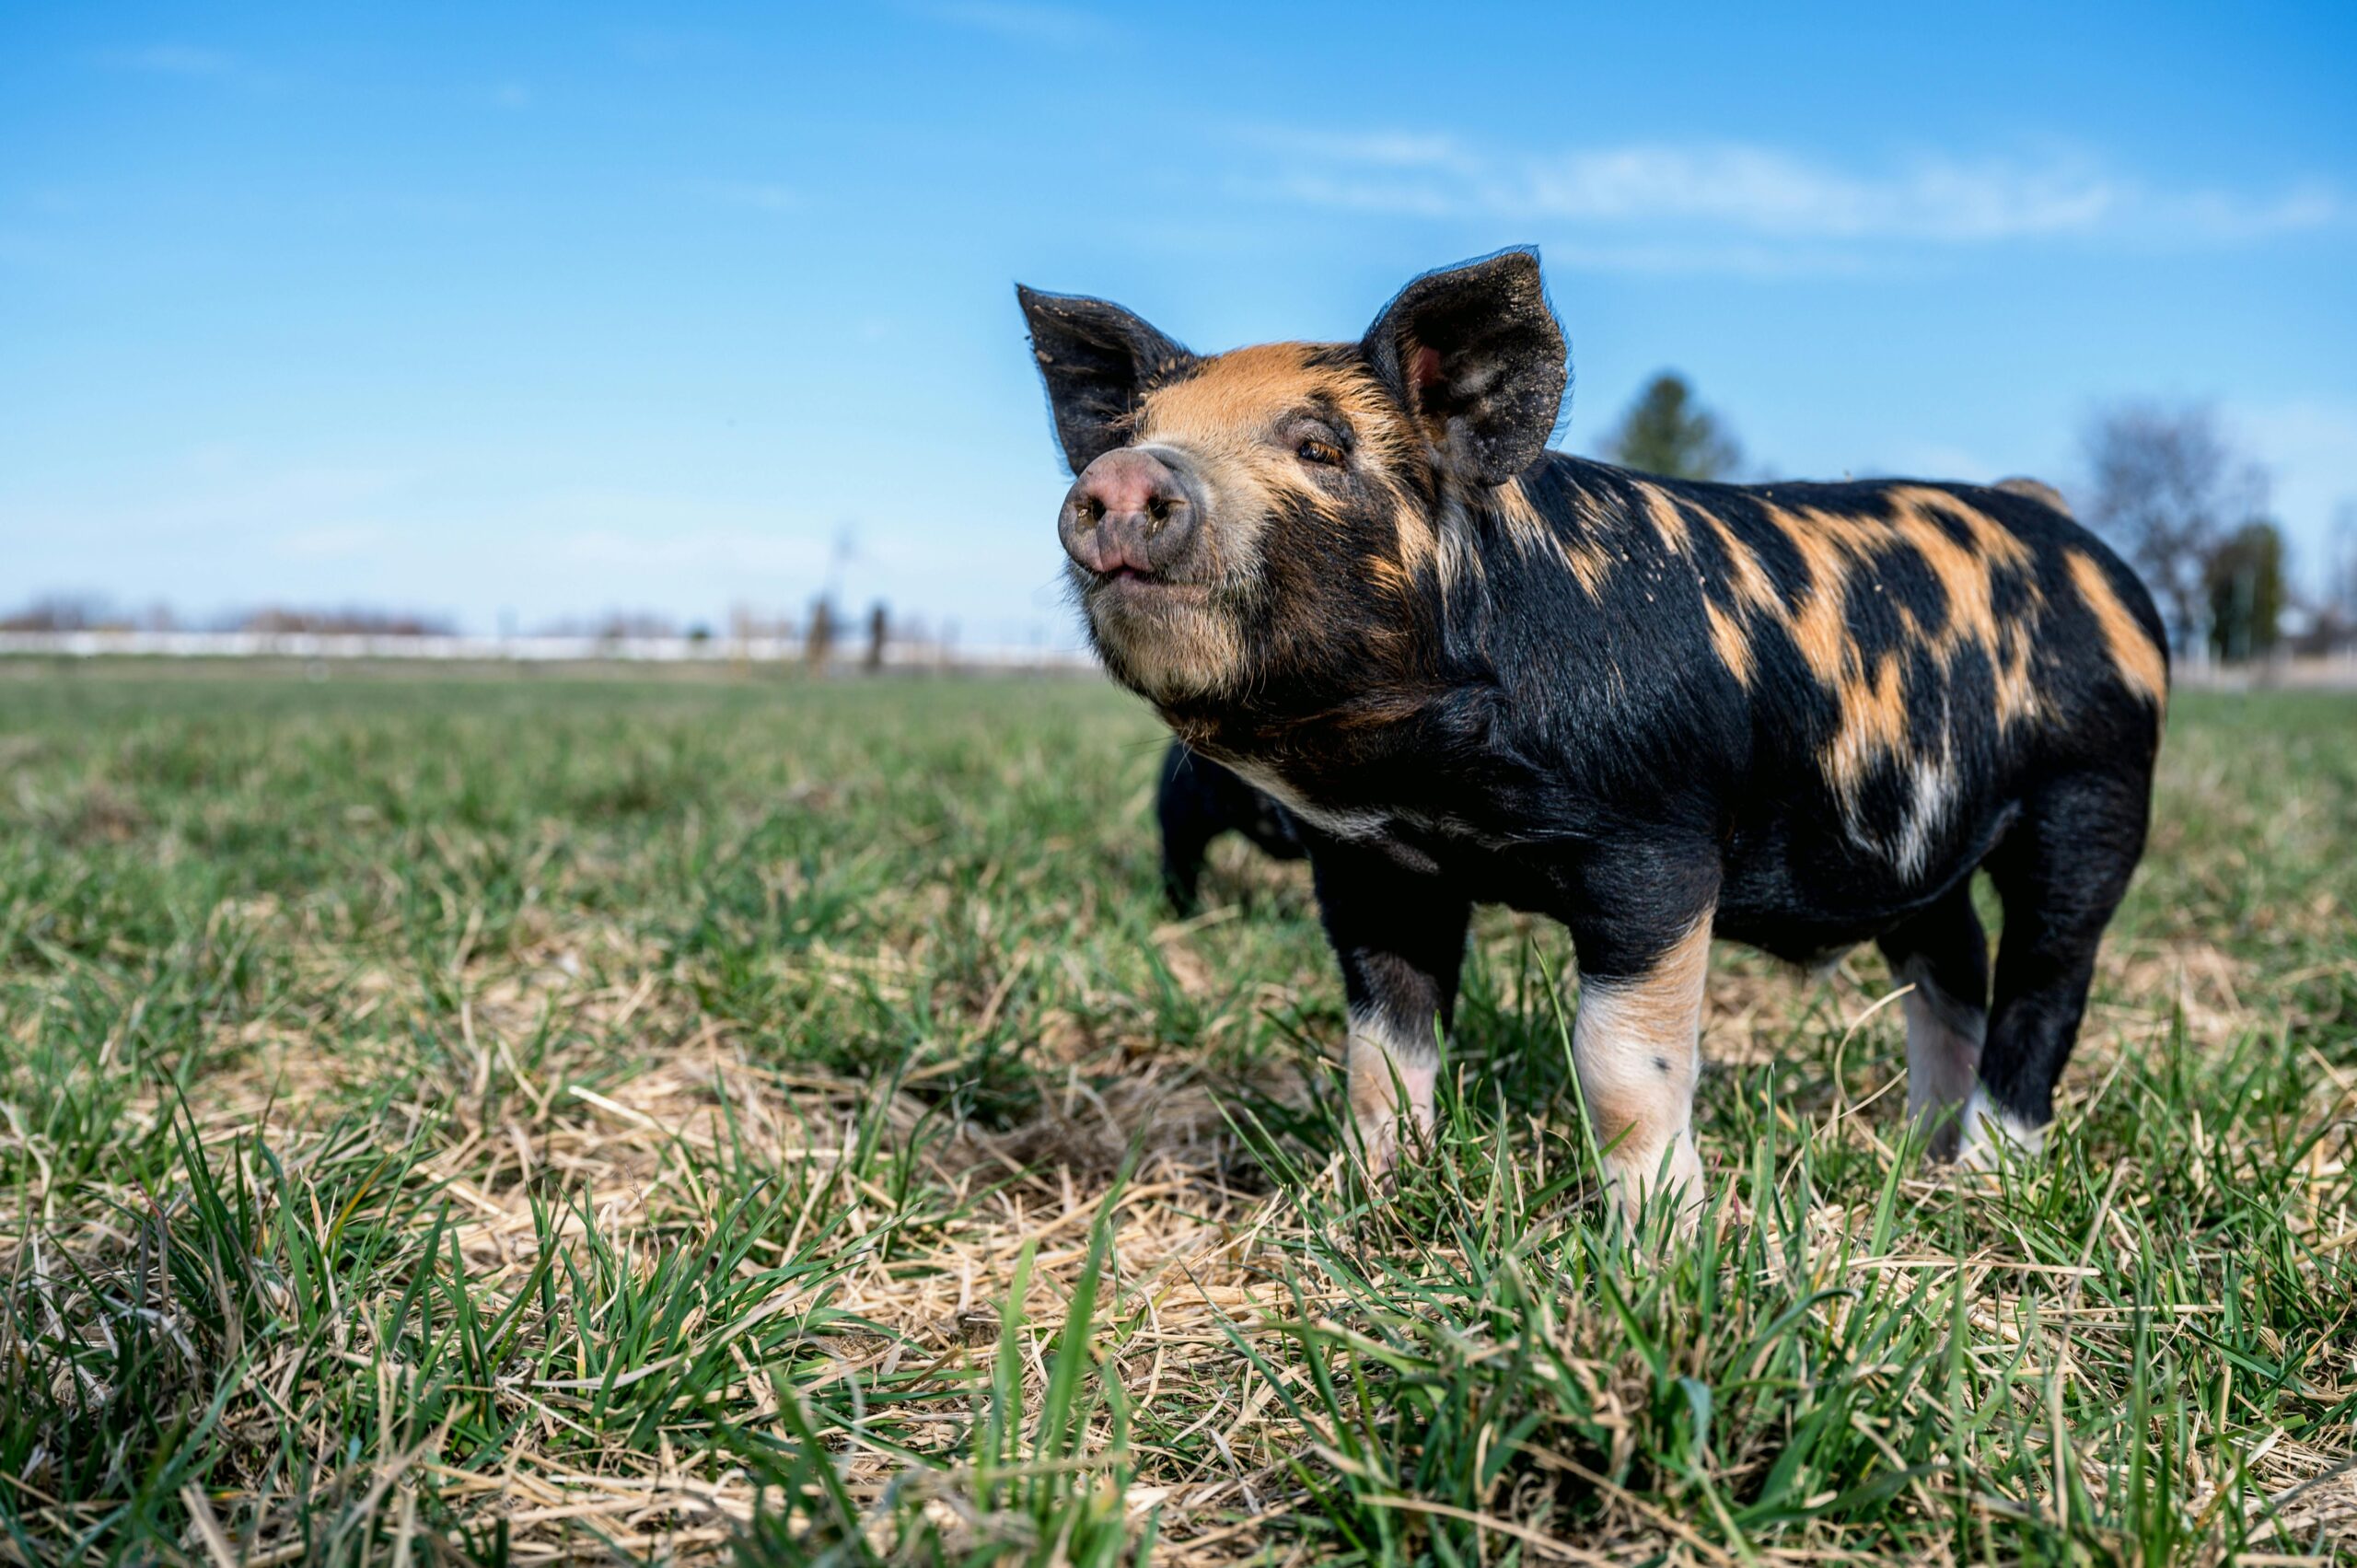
top-left (805, 596), bottom-right (837, 671)
top-left (2079, 403), bottom-right (2270, 656)
top-left (2333, 501), bottom-right (2357, 626)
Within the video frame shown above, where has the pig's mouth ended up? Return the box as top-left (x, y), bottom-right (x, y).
top-left (1077, 561), bottom-right (1209, 598)
top-left (1074, 563), bottom-right (1244, 702)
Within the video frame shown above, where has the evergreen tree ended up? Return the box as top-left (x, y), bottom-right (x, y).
top-left (1604, 373), bottom-right (1742, 482)
top-left (2206, 519), bottom-right (2285, 663)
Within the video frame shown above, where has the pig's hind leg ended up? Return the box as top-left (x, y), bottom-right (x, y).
top-left (1965, 772), bottom-right (2151, 1166)
top-left (1875, 881), bottom-right (1991, 1161)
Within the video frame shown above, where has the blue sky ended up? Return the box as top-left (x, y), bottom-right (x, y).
top-left (5, 2), bottom-right (2353, 645)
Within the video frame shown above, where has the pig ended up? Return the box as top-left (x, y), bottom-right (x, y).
top-left (1157, 739), bottom-right (1306, 915)
top-left (1018, 250), bottom-right (2166, 1225)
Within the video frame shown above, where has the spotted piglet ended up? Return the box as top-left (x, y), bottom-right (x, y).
top-left (1021, 250), bottom-right (2165, 1225)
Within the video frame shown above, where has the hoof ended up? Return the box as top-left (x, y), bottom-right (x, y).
top-left (1955, 1087), bottom-right (2048, 1171)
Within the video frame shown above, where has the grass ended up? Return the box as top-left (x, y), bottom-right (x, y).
top-left (1, 662), bottom-right (2351, 1565)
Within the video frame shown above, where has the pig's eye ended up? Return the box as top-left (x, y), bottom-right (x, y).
top-left (1295, 437), bottom-right (1345, 468)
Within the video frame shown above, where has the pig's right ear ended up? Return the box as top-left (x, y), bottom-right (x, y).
top-left (1016, 285), bottom-right (1192, 473)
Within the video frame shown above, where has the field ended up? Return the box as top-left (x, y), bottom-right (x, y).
top-left (3, 666), bottom-right (2353, 1566)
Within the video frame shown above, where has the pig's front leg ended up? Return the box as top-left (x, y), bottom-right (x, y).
top-left (1306, 836), bottom-right (1471, 1178)
top-left (1559, 844), bottom-right (1722, 1232)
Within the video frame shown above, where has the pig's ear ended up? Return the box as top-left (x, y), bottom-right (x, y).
top-left (1361, 249), bottom-right (1568, 487)
top-left (1016, 285), bottom-right (1192, 473)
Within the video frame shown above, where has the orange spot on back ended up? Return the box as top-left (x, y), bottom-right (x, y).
top-left (1705, 601), bottom-right (1753, 686)
top-left (1754, 491), bottom-right (2053, 815)
top-left (2067, 550), bottom-right (2168, 709)
top-left (1691, 499), bottom-right (1780, 689)
top-left (1824, 652), bottom-right (1912, 802)
top-left (1487, 478), bottom-right (1615, 597)
top-left (1638, 482), bottom-right (1691, 556)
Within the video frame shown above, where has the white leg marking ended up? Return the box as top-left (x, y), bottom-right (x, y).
top-left (1956, 1085), bottom-right (2048, 1169)
top-left (1346, 1008), bottom-right (1438, 1177)
top-left (1573, 919), bottom-right (1712, 1231)
top-left (1898, 958), bottom-right (1984, 1161)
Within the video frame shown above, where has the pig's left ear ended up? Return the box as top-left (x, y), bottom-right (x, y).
top-left (1361, 249), bottom-right (1568, 487)
top-left (1016, 285), bottom-right (1192, 474)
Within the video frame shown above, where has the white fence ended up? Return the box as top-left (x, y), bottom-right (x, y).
top-left (0, 629), bottom-right (1098, 671)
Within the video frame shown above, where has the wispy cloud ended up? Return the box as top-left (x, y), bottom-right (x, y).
top-left (610, 26), bottom-right (726, 64)
top-left (103, 44), bottom-right (284, 91)
top-left (2152, 183), bottom-right (2346, 243)
top-left (1522, 238), bottom-right (1878, 280)
top-left (909, 2), bottom-right (1120, 49)
top-left (1244, 129), bottom-right (2350, 255)
top-left (691, 179), bottom-right (803, 215)
top-left (112, 44), bottom-right (238, 77)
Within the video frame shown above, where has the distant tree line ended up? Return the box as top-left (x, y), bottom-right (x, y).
top-left (0, 597), bottom-right (456, 636)
top-left (1, 595), bottom-right (924, 669)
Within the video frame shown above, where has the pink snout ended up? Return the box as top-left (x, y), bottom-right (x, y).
top-left (1059, 448), bottom-right (1201, 578)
